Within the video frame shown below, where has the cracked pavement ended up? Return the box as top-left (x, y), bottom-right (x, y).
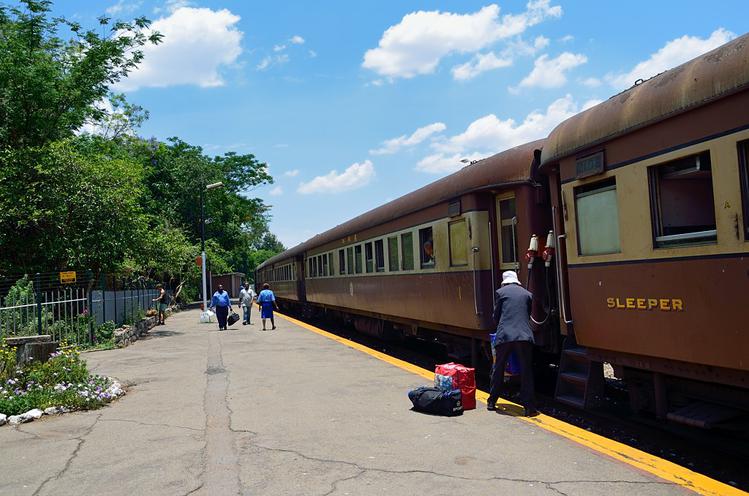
top-left (0, 310), bottom-right (692, 495)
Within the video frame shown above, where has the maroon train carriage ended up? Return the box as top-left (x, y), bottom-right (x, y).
top-left (257, 140), bottom-right (560, 363)
top-left (540, 33), bottom-right (749, 427)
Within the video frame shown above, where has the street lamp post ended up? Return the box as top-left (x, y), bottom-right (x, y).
top-left (201, 182), bottom-right (224, 316)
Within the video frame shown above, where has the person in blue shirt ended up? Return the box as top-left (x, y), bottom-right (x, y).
top-left (209, 284), bottom-right (233, 331)
top-left (257, 283), bottom-right (279, 330)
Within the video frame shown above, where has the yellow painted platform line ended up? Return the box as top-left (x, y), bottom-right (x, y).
top-left (278, 312), bottom-right (746, 496)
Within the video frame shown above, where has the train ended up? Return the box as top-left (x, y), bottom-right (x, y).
top-left (258, 33), bottom-right (749, 429)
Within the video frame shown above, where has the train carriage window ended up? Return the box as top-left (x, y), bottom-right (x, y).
top-left (323, 254), bottom-right (329, 277)
top-left (339, 250), bottom-right (346, 275)
top-left (308, 259), bottom-right (314, 278)
top-left (354, 245), bottom-right (363, 273)
top-left (739, 141), bottom-right (749, 240)
top-left (401, 232), bottom-right (414, 270)
top-left (449, 219), bottom-right (468, 267)
top-left (649, 151), bottom-right (716, 247)
top-left (364, 242), bottom-right (374, 273)
top-left (575, 178), bottom-right (621, 255)
top-left (498, 197), bottom-right (518, 268)
top-left (374, 239), bottom-right (385, 272)
top-left (419, 227), bottom-right (435, 268)
top-left (388, 236), bottom-right (399, 271)
top-left (317, 256), bottom-right (323, 277)
top-left (347, 247), bottom-right (354, 275)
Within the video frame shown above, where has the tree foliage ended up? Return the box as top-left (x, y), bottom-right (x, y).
top-left (0, 2), bottom-right (285, 297)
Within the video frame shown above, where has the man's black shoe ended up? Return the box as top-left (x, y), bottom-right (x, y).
top-left (486, 400), bottom-right (497, 411)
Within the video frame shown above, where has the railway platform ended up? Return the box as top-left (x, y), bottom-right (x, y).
top-left (0, 309), bottom-right (741, 496)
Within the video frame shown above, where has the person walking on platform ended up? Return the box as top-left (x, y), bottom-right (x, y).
top-left (487, 270), bottom-right (537, 416)
top-left (209, 284), bottom-right (233, 331)
top-left (257, 283), bottom-right (278, 331)
top-left (239, 282), bottom-right (256, 325)
top-left (152, 284), bottom-right (167, 325)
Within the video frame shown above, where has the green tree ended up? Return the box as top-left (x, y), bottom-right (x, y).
top-left (0, 0), bottom-right (162, 148)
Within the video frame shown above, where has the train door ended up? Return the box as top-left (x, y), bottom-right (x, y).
top-left (495, 193), bottom-right (520, 274)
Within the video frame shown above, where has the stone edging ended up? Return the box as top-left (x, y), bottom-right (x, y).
top-left (113, 306), bottom-right (181, 347)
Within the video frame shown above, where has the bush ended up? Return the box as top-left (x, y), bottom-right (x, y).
top-left (0, 344), bottom-right (116, 416)
top-left (95, 321), bottom-right (116, 342)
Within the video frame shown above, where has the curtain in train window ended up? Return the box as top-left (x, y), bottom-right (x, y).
top-left (739, 141), bottom-right (749, 240)
top-left (401, 232), bottom-right (414, 270)
top-left (365, 242), bottom-right (374, 273)
top-left (388, 236), bottom-right (399, 271)
top-left (339, 250), bottom-right (346, 275)
top-left (448, 219), bottom-right (468, 266)
top-left (354, 245), bottom-right (363, 273)
top-left (347, 247), bottom-right (354, 275)
top-left (419, 227), bottom-right (434, 268)
top-left (575, 178), bottom-right (621, 255)
top-left (649, 151), bottom-right (716, 247)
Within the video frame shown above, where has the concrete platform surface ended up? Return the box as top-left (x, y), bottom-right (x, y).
top-left (0, 310), bottom-right (702, 495)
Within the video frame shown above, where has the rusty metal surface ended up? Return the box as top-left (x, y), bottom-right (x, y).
top-left (259, 140), bottom-right (543, 270)
top-left (540, 33), bottom-right (749, 167)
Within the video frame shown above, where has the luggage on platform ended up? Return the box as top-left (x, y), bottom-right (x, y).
top-left (227, 312), bottom-right (240, 326)
top-left (434, 362), bottom-right (476, 410)
top-left (200, 310), bottom-right (215, 323)
top-left (408, 386), bottom-right (463, 416)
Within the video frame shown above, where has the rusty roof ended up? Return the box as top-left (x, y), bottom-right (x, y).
top-left (258, 139), bottom-right (543, 269)
top-left (540, 32), bottom-right (749, 167)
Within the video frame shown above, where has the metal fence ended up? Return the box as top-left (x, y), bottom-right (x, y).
top-left (0, 271), bottom-right (173, 346)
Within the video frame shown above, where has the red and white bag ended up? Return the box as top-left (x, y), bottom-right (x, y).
top-left (434, 362), bottom-right (476, 410)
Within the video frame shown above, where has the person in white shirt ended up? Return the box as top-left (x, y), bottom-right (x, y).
top-left (239, 282), bottom-right (256, 325)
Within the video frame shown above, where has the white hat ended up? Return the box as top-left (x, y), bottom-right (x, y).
top-left (501, 270), bottom-right (521, 286)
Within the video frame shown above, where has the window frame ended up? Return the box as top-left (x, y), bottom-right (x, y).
top-left (574, 177), bottom-right (622, 256)
top-left (496, 194), bottom-right (519, 271)
top-left (339, 249), bottom-right (346, 275)
top-left (387, 236), bottom-right (399, 272)
top-left (401, 231), bottom-right (414, 271)
top-left (739, 140), bottom-right (749, 241)
top-left (648, 150), bottom-right (717, 248)
top-left (346, 247), bottom-right (355, 276)
top-left (448, 219), bottom-right (469, 267)
top-left (364, 242), bottom-right (374, 273)
top-left (354, 245), bottom-right (363, 273)
top-left (374, 239), bottom-right (385, 272)
top-left (418, 226), bottom-right (435, 269)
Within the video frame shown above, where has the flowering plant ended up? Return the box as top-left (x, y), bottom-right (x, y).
top-left (0, 342), bottom-right (117, 416)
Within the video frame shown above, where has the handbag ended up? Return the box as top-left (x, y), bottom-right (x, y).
top-left (227, 312), bottom-right (240, 326)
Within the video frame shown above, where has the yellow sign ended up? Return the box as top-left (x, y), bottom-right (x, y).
top-left (59, 271), bottom-right (77, 284)
top-left (606, 297), bottom-right (684, 312)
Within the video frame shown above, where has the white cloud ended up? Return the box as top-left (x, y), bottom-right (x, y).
top-left (273, 44), bottom-right (287, 52)
top-left (298, 160), bottom-right (375, 194)
top-left (269, 186), bottom-right (283, 196)
top-left (514, 52), bottom-right (587, 90)
top-left (607, 28), bottom-right (735, 90)
top-left (362, 1), bottom-right (561, 80)
top-left (370, 122), bottom-right (447, 155)
top-left (256, 53), bottom-right (289, 71)
top-left (290, 35), bottom-right (305, 45)
top-left (580, 76), bottom-right (602, 88)
top-left (308, 49), bottom-right (318, 58)
top-left (284, 169), bottom-right (299, 177)
top-left (115, 7), bottom-right (243, 91)
top-left (420, 95), bottom-right (589, 174)
top-left (416, 152), bottom-right (485, 174)
top-left (559, 34), bottom-right (574, 43)
top-left (106, 0), bottom-right (143, 16)
top-left (451, 52), bottom-right (513, 80)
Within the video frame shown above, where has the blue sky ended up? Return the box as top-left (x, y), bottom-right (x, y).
top-left (50, 0), bottom-right (748, 248)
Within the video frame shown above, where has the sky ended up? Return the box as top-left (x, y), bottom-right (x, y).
top-left (43, 0), bottom-right (749, 248)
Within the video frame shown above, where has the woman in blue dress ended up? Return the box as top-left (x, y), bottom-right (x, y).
top-left (257, 283), bottom-right (279, 330)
